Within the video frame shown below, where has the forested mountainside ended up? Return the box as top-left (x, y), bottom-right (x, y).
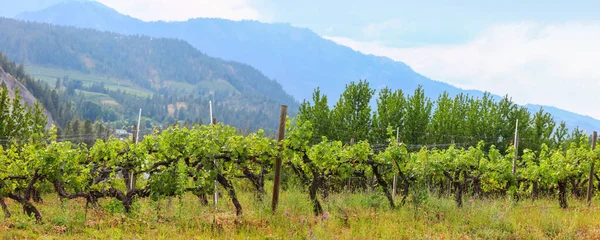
top-left (0, 18), bottom-right (298, 132)
top-left (14, 0), bottom-right (600, 133)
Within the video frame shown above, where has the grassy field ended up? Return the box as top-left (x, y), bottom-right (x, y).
top-left (24, 65), bottom-right (239, 99)
top-left (25, 65), bottom-right (152, 98)
top-left (2, 184), bottom-right (600, 240)
top-left (75, 90), bottom-right (120, 106)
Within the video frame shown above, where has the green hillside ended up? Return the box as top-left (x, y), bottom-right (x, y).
top-left (0, 18), bottom-right (298, 131)
top-left (14, 0), bottom-right (600, 134)
top-left (25, 65), bottom-right (151, 97)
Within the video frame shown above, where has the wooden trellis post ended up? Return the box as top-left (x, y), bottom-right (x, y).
top-left (271, 105), bottom-right (287, 212)
top-left (587, 131), bottom-right (598, 207)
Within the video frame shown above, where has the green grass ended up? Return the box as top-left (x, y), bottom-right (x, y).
top-left (2, 185), bottom-right (600, 239)
top-left (194, 79), bottom-right (238, 93)
top-left (75, 90), bottom-right (119, 105)
top-left (162, 81), bottom-right (196, 94)
top-left (24, 65), bottom-right (242, 101)
top-left (162, 79), bottom-right (239, 94)
top-left (25, 65), bottom-right (152, 97)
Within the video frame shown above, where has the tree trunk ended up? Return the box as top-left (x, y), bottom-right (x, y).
top-left (532, 181), bottom-right (539, 200)
top-left (443, 170), bottom-right (463, 208)
top-left (107, 188), bottom-right (134, 213)
top-left (242, 167), bottom-right (266, 200)
top-left (401, 178), bottom-right (410, 206)
top-left (558, 180), bottom-right (568, 209)
top-left (287, 160), bottom-right (323, 216)
top-left (321, 177), bottom-right (331, 201)
top-left (0, 196), bottom-right (10, 218)
top-left (88, 190), bottom-right (103, 207)
top-left (54, 181), bottom-right (98, 207)
top-left (571, 179), bottom-right (581, 198)
top-left (216, 174), bottom-right (242, 216)
top-left (454, 181), bottom-right (463, 208)
top-left (355, 174), bottom-right (368, 190)
top-left (396, 170), bottom-right (410, 206)
top-left (196, 193), bottom-right (209, 206)
top-left (31, 188), bottom-right (43, 203)
top-left (191, 175), bottom-right (210, 206)
top-left (370, 163), bottom-right (395, 209)
top-left (8, 194), bottom-right (41, 222)
top-left (23, 202), bottom-right (41, 222)
top-left (124, 201), bottom-right (133, 213)
top-left (309, 176), bottom-right (323, 216)
top-left (472, 177), bottom-right (482, 198)
top-left (596, 174), bottom-right (600, 193)
top-left (513, 178), bottom-right (520, 203)
top-left (23, 174), bottom-right (41, 202)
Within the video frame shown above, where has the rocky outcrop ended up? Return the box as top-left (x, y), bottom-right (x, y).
top-left (0, 66), bottom-right (54, 128)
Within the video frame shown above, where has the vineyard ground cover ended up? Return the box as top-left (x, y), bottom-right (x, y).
top-left (2, 184), bottom-right (600, 239)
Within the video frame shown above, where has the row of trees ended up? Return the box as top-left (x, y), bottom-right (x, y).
top-left (0, 124), bottom-right (276, 221)
top-left (0, 52), bottom-right (78, 128)
top-left (298, 80), bottom-right (585, 154)
top-left (285, 120), bottom-right (600, 213)
top-left (0, 76), bottom-right (597, 220)
top-left (1, 118), bottom-right (598, 223)
top-left (58, 119), bottom-right (112, 146)
top-left (0, 86), bottom-right (47, 146)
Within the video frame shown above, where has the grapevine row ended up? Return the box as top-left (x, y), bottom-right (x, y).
top-left (0, 120), bottom-right (598, 222)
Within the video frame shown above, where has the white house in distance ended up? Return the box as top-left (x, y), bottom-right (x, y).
top-left (114, 129), bottom-right (133, 140)
top-left (115, 129), bottom-right (128, 135)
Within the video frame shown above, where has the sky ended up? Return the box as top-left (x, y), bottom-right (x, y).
top-left (3, 0), bottom-right (600, 119)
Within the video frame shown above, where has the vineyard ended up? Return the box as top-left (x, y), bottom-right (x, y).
top-left (2, 76), bottom-right (600, 238)
top-left (1, 115), bottom-right (600, 237)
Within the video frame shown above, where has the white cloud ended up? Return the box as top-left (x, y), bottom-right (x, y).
top-left (324, 22), bottom-right (600, 119)
top-left (96, 0), bottom-right (261, 21)
top-left (361, 19), bottom-right (410, 39)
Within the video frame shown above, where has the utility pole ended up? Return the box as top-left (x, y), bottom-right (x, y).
top-left (209, 101), bottom-right (218, 208)
top-left (136, 109), bottom-right (141, 144)
top-left (209, 101), bottom-right (213, 125)
top-left (393, 127), bottom-right (399, 196)
top-left (512, 119), bottom-right (519, 175)
top-left (130, 109), bottom-right (142, 191)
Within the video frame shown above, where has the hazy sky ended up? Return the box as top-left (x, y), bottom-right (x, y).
top-left (5, 0), bottom-right (600, 119)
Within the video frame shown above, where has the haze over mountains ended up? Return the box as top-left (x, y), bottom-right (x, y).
top-left (10, 0), bottom-right (600, 133)
top-left (0, 17), bottom-right (298, 131)
top-left (16, 1), bottom-right (480, 101)
top-left (0, 0), bottom-right (63, 18)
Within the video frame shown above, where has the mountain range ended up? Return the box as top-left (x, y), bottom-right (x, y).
top-left (10, 0), bottom-right (600, 133)
top-left (0, 17), bottom-right (297, 131)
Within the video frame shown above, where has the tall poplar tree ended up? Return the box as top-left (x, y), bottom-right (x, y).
top-left (372, 87), bottom-right (405, 143)
top-left (403, 86), bottom-right (432, 144)
top-left (331, 80), bottom-right (375, 142)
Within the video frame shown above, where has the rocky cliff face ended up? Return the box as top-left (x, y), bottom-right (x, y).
top-left (0, 66), bottom-right (54, 128)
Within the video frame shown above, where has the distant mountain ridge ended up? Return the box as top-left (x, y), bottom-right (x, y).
top-left (0, 0), bottom-right (63, 18)
top-left (1, 17), bottom-right (295, 103)
top-left (0, 17), bottom-right (298, 130)
top-left (15, 0), bottom-right (484, 101)
top-left (14, 0), bottom-right (600, 133)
